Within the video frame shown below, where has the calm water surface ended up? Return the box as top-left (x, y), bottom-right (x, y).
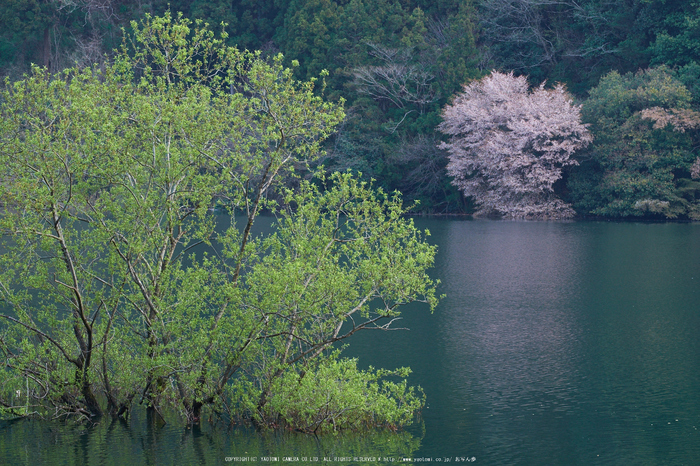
top-left (2, 219), bottom-right (700, 465)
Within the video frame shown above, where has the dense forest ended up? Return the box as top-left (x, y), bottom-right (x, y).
top-left (3, 0), bottom-right (700, 218)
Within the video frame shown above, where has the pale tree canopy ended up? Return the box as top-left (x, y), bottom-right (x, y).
top-left (438, 71), bottom-right (591, 219)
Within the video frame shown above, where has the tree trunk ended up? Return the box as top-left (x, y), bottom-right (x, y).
top-left (42, 27), bottom-right (50, 70)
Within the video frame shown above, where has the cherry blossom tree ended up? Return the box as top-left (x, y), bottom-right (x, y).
top-left (438, 71), bottom-right (591, 219)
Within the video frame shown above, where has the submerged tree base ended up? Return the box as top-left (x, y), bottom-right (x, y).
top-left (0, 413), bottom-right (424, 464)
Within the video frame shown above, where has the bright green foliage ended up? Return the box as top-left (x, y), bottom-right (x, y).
top-left (261, 356), bottom-right (424, 433)
top-left (567, 67), bottom-right (700, 218)
top-left (0, 14), bottom-right (436, 429)
top-left (224, 173), bottom-right (437, 428)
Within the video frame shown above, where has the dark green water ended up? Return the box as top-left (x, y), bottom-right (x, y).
top-left (2, 219), bottom-right (700, 465)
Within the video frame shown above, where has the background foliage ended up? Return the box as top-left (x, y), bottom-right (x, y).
top-left (2, 1), bottom-right (700, 215)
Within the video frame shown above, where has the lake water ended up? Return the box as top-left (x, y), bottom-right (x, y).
top-left (2, 219), bottom-right (700, 465)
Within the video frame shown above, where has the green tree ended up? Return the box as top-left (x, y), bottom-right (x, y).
top-left (0, 0), bottom-right (58, 73)
top-left (651, 1), bottom-right (700, 68)
top-left (567, 67), bottom-right (700, 218)
top-left (0, 0), bottom-right (130, 76)
top-left (477, 0), bottom-right (658, 94)
top-left (231, 173), bottom-right (436, 430)
top-left (186, 0), bottom-right (283, 50)
top-left (0, 13), bottom-right (437, 429)
top-left (281, 0), bottom-right (479, 212)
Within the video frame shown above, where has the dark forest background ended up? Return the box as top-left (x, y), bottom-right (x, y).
top-left (4, 0), bottom-right (700, 218)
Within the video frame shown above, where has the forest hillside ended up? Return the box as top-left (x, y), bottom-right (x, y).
top-left (3, 0), bottom-right (700, 218)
